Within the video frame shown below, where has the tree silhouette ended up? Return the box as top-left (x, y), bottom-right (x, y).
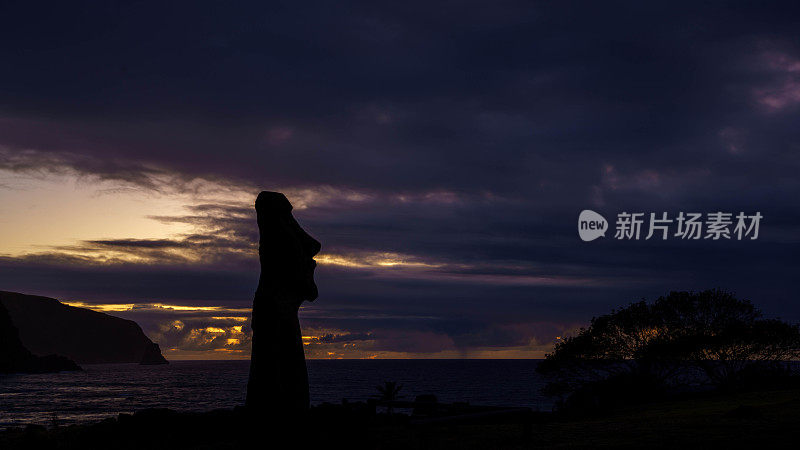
top-left (538, 290), bottom-right (800, 397)
top-left (375, 381), bottom-right (403, 415)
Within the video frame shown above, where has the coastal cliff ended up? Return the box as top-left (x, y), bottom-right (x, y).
top-left (0, 291), bottom-right (167, 365)
top-left (0, 299), bottom-right (80, 373)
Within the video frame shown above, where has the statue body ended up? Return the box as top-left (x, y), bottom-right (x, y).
top-left (246, 192), bottom-right (321, 413)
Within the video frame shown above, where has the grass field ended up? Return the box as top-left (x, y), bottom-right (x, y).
top-left (3, 388), bottom-right (800, 449)
top-left (375, 388), bottom-right (800, 449)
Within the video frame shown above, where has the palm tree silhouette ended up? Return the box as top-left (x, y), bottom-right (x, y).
top-left (375, 381), bottom-right (403, 415)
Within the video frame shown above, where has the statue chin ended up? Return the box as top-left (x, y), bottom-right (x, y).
top-left (300, 271), bottom-right (318, 302)
top-left (305, 283), bottom-right (318, 302)
top-left (299, 259), bottom-right (318, 302)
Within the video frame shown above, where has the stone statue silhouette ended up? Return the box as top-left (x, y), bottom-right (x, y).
top-left (246, 191), bottom-right (321, 413)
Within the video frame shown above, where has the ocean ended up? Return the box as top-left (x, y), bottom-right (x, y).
top-left (0, 360), bottom-right (552, 429)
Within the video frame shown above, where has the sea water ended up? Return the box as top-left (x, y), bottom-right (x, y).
top-left (0, 359), bottom-right (551, 428)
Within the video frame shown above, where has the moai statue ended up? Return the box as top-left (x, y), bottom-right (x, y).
top-left (246, 192), bottom-right (321, 414)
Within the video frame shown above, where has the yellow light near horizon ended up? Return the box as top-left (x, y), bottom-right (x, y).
top-left (150, 304), bottom-right (222, 312)
top-left (313, 254), bottom-right (371, 268)
top-left (0, 169), bottom-right (196, 256)
top-left (315, 252), bottom-right (443, 269)
top-left (63, 301), bottom-right (251, 315)
top-left (63, 301), bottom-right (137, 312)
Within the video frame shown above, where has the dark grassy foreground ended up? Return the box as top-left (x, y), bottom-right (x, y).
top-left (3, 388), bottom-right (800, 449)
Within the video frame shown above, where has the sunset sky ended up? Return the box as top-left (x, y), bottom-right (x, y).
top-left (1, 2), bottom-right (799, 359)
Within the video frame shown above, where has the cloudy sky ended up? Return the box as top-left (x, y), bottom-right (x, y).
top-left (1, 1), bottom-right (799, 359)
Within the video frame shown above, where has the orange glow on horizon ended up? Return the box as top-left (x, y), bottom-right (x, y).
top-left (63, 301), bottom-right (251, 315)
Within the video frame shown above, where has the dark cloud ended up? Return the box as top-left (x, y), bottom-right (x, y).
top-left (1, 1), bottom-right (799, 355)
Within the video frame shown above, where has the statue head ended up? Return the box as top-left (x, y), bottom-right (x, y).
top-left (255, 191), bottom-right (321, 302)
